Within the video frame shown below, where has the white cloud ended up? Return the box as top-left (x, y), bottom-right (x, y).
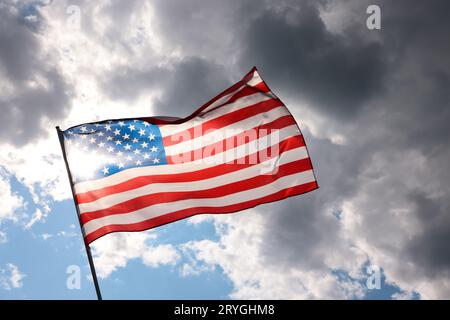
top-left (0, 263), bottom-right (25, 290)
top-left (0, 171), bottom-right (24, 223)
top-left (181, 212), bottom-right (367, 299)
top-left (339, 149), bottom-right (450, 299)
top-left (0, 0), bottom-right (166, 221)
top-left (41, 233), bottom-right (52, 240)
top-left (24, 208), bottom-right (44, 229)
top-left (0, 231), bottom-right (7, 244)
top-left (91, 232), bottom-right (180, 279)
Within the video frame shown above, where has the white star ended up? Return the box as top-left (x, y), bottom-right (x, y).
top-left (80, 126), bottom-right (88, 133)
top-left (114, 129), bottom-right (121, 136)
top-left (126, 155), bottom-right (133, 162)
top-left (106, 136), bottom-right (113, 141)
top-left (133, 149), bottom-right (141, 155)
top-left (128, 124), bottom-right (136, 131)
top-left (107, 146), bottom-right (114, 153)
top-left (97, 131), bottom-right (105, 137)
top-left (132, 138), bottom-right (139, 143)
top-left (105, 124), bottom-right (112, 131)
top-left (135, 160), bottom-right (142, 166)
top-left (149, 133), bottom-right (156, 140)
top-left (118, 121), bottom-right (125, 127)
top-left (98, 142), bottom-right (105, 148)
top-left (141, 142), bottom-right (148, 148)
top-left (150, 146), bottom-right (158, 153)
top-left (143, 121), bottom-right (150, 127)
top-left (115, 140), bottom-right (122, 145)
top-left (139, 129), bottom-right (146, 136)
top-left (68, 130), bottom-right (74, 135)
top-left (102, 167), bottom-right (109, 175)
top-left (81, 135), bottom-right (87, 140)
top-left (152, 158), bottom-right (160, 164)
top-left (94, 124), bottom-right (100, 128)
top-left (118, 162), bottom-right (125, 169)
top-left (124, 144), bottom-right (132, 150)
top-left (123, 133), bottom-right (130, 140)
top-left (89, 137), bottom-right (96, 144)
top-left (143, 153), bottom-right (150, 159)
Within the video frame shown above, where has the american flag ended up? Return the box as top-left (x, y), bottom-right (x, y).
top-left (60, 67), bottom-right (318, 244)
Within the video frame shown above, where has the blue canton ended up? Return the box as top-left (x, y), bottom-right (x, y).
top-left (63, 120), bottom-right (167, 182)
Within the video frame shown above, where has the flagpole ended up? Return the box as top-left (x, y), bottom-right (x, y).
top-left (56, 126), bottom-right (103, 301)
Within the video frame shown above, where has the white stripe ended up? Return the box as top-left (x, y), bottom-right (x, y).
top-left (247, 74), bottom-right (263, 87)
top-left (164, 105), bottom-right (289, 156)
top-left (78, 146), bottom-right (309, 213)
top-left (159, 92), bottom-right (274, 137)
top-left (82, 169), bottom-right (316, 236)
top-left (74, 125), bottom-right (301, 194)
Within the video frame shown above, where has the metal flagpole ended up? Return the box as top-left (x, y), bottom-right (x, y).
top-left (56, 126), bottom-right (103, 301)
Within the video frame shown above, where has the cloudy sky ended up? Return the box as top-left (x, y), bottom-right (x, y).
top-left (1, 0), bottom-right (449, 299)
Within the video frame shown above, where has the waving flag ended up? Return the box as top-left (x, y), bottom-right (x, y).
top-left (59, 67), bottom-right (318, 244)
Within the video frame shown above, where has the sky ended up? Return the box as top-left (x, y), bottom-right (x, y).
top-left (0, 0), bottom-right (449, 300)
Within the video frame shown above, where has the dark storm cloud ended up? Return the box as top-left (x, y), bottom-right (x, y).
top-left (152, 57), bottom-right (231, 117)
top-left (239, 0), bottom-right (450, 288)
top-left (103, 57), bottom-right (231, 117)
top-left (151, 0), bottom-right (237, 58)
top-left (258, 128), bottom-right (376, 269)
top-left (101, 65), bottom-right (167, 102)
top-left (405, 189), bottom-right (450, 277)
top-left (258, 174), bottom-right (343, 271)
top-left (377, 0), bottom-right (450, 151)
top-left (362, 0), bottom-right (450, 279)
top-left (0, 5), bottom-right (38, 82)
top-left (237, 0), bottom-right (387, 119)
top-left (0, 2), bottom-right (72, 145)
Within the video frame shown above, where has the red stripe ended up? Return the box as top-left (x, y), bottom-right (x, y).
top-left (166, 115), bottom-right (296, 164)
top-left (84, 180), bottom-right (318, 244)
top-left (227, 83), bottom-right (270, 102)
top-left (80, 157), bottom-right (313, 224)
top-left (253, 81), bottom-right (270, 92)
top-left (163, 98), bottom-right (283, 147)
top-left (76, 135), bottom-right (306, 204)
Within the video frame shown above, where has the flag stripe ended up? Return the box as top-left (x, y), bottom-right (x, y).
top-left (164, 104), bottom-right (288, 157)
top-left (78, 144), bottom-right (310, 215)
top-left (82, 169), bottom-right (317, 237)
top-left (166, 114), bottom-right (296, 164)
top-left (74, 124), bottom-right (300, 194)
top-left (160, 92), bottom-right (275, 142)
top-left (80, 157), bottom-right (312, 224)
top-left (84, 180), bottom-right (317, 244)
top-left (77, 133), bottom-right (305, 205)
